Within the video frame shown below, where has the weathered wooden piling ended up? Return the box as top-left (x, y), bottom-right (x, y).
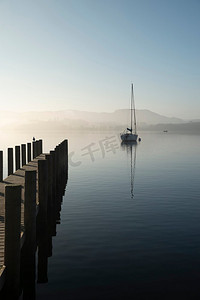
top-left (46, 153), bottom-right (56, 243)
top-left (20, 249), bottom-right (36, 300)
top-left (15, 146), bottom-right (20, 171)
top-left (39, 139), bottom-right (43, 155)
top-left (0, 138), bottom-right (69, 296)
top-left (64, 139), bottom-right (68, 167)
top-left (0, 151), bottom-right (3, 182)
top-left (8, 148), bottom-right (13, 176)
top-left (36, 140), bottom-right (40, 157)
top-left (19, 171), bottom-right (37, 300)
top-left (24, 170), bottom-right (37, 251)
top-left (45, 154), bottom-right (53, 214)
top-left (50, 150), bottom-right (56, 199)
top-left (35, 141), bottom-right (38, 157)
top-left (27, 143), bottom-right (31, 163)
top-left (4, 184), bottom-right (22, 296)
top-left (37, 237), bottom-right (48, 284)
top-left (21, 144), bottom-right (26, 167)
top-left (50, 150), bottom-right (57, 236)
top-left (63, 139), bottom-right (68, 183)
top-left (37, 159), bottom-right (48, 283)
top-left (38, 159), bottom-right (48, 229)
top-left (55, 146), bottom-right (59, 194)
top-left (32, 141), bottom-right (36, 159)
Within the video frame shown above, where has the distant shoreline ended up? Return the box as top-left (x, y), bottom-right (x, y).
top-left (2, 121), bottom-right (200, 134)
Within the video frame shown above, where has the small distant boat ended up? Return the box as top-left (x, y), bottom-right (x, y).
top-left (121, 84), bottom-right (138, 142)
top-left (163, 130), bottom-right (168, 133)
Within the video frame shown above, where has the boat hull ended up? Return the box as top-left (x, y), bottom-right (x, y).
top-left (121, 133), bottom-right (138, 142)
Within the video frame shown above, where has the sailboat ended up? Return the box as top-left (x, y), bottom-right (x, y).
top-left (120, 83), bottom-right (138, 142)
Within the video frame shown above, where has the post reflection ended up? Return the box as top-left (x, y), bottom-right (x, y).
top-left (20, 169), bottom-right (68, 300)
top-left (121, 141), bottom-right (137, 199)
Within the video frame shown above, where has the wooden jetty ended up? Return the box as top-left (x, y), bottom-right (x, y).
top-left (0, 139), bottom-right (68, 298)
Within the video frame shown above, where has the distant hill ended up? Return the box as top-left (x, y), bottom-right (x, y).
top-left (1, 109), bottom-right (199, 132)
top-left (0, 109), bottom-right (184, 125)
top-left (113, 109), bottom-right (184, 125)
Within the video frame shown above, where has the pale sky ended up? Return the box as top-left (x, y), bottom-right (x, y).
top-left (0, 0), bottom-right (199, 119)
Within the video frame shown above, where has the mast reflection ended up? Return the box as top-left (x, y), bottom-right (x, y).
top-left (121, 141), bottom-right (137, 199)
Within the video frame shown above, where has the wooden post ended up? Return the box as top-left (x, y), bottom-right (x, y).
top-left (39, 139), bottom-right (43, 155)
top-left (19, 170), bottom-right (37, 299)
top-left (32, 141), bottom-right (36, 159)
top-left (58, 144), bottom-right (61, 180)
top-left (66, 139), bottom-right (68, 181)
top-left (36, 141), bottom-right (40, 157)
top-left (62, 140), bottom-right (67, 172)
top-left (54, 145), bottom-right (60, 221)
top-left (0, 150), bottom-right (3, 182)
top-left (27, 142), bottom-right (31, 163)
top-left (54, 146), bottom-right (58, 194)
top-left (37, 236), bottom-right (48, 283)
top-left (57, 143), bottom-right (63, 209)
top-left (15, 145), bottom-right (20, 171)
top-left (60, 141), bottom-right (63, 168)
top-left (45, 153), bottom-right (54, 240)
top-left (24, 170), bottom-right (36, 251)
top-left (65, 139), bottom-right (68, 168)
top-left (8, 148), bottom-right (13, 176)
top-left (62, 139), bottom-right (68, 190)
top-left (20, 249), bottom-right (36, 299)
top-left (50, 150), bottom-right (56, 236)
top-left (21, 144), bottom-right (26, 166)
top-left (50, 150), bottom-right (56, 199)
top-left (35, 141), bottom-right (38, 157)
top-left (37, 159), bottom-right (48, 283)
top-left (61, 142), bottom-right (65, 190)
top-left (45, 154), bottom-right (52, 205)
top-left (4, 184), bottom-right (21, 296)
top-left (38, 159), bottom-right (48, 228)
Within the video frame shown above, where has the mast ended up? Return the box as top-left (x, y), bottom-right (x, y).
top-left (132, 83), bottom-right (137, 134)
top-left (130, 84), bottom-right (133, 132)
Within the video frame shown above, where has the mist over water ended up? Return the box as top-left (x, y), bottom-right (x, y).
top-left (1, 131), bottom-right (200, 299)
top-left (1, 109), bottom-right (200, 133)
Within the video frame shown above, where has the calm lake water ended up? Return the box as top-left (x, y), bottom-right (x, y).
top-left (1, 131), bottom-right (200, 299)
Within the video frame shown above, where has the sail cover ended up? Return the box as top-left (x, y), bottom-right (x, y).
top-left (127, 128), bottom-right (132, 132)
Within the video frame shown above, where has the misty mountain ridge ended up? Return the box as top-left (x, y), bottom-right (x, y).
top-left (0, 109), bottom-right (185, 124)
top-left (0, 109), bottom-right (199, 132)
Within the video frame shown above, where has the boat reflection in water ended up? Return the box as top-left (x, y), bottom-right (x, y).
top-left (121, 141), bottom-right (137, 199)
